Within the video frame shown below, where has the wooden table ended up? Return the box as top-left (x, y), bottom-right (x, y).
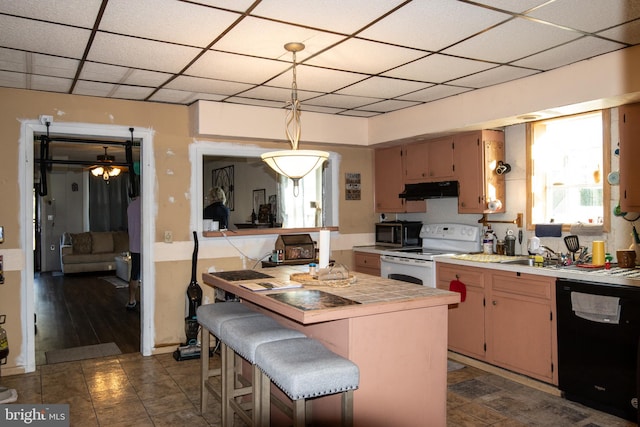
top-left (202, 267), bottom-right (459, 427)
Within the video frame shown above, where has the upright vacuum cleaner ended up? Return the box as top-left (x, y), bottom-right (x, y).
top-left (173, 231), bottom-right (205, 361)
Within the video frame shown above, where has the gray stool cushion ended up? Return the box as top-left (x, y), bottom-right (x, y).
top-left (255, 338), bottom-right (360, 400)
top-left (219, 316), bottom-right (305, 363)
top-left (197, 302), bottom-right (262, 336)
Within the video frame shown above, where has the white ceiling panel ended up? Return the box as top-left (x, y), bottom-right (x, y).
top-left (165, 75), bottom-right (254, 95)
top-left (0, 0), bottom-right (103, 27)
top-left (336, 76), bottom-right (431, 99)
top-left (527, 0), bottom-right (640, 33)
top-left (213, 17), bottom-right (345, 60)
top-left (396, 84), bottom-right (472, 103)
top-left (186, 50), bottom-right (289, 84)
top-left (449, 65), bottom-right (539, 89)
top-left (512, 37), bottom-right (626, 70)
top-left (305, 38), bottom-right (425, 74)
top-left (359, 99), bottom-right (422, 113)
top-left (383, 54), bottom-right (497, 83)
top-left (251, 0), bottom-right (406, 34)
top-left (444, 17), bottom-right (582, 63)
top-left (87, 33), bottom-right (201, 74)
top-left (100, 0), bottom-right (241, 48)
top-left (1, 0), bottom-right (638, 114)
top-left (0, 15), bottom-right (91, 59)
top-left (358, 0), bottom-right (510, 51)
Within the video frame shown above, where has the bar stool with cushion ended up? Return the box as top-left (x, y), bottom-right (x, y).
top-left (219, 315), bottom-right (306, 426)
top-left (255, 337), bottom-right (360, 427)
top-left (197, 302), bottom-right (263, 414)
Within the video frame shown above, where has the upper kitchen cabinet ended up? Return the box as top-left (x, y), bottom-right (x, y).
top-left (454, 130), bottom-right (506, 214)
top-left (374, 146), bottom-right (425, 213)
top-left (618, 103), bottom-right (640, 212)
top-left (404, 137), bottom-right (455, 183)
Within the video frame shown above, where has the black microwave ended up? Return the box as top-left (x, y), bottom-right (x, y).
top-left (375, 221), bottom-right (422, 247)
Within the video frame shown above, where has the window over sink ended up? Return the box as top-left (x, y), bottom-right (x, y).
top-left (527, 111), bottom-right (609, 229)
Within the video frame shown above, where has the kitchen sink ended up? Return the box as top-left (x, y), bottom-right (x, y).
top-left (499, 258), bottom-right (534, 266)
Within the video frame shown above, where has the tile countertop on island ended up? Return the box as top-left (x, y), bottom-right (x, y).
top-left (435, 254), bottom-right (640, 287)
top-left (202, 265), bottom-right (460, 324)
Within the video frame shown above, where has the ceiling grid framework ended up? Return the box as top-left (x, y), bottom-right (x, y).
top-left (0, 0), bottom-right (639, 117)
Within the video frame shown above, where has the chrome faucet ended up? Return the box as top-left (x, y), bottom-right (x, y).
top-left (539, 245), bottom-right (557, 259)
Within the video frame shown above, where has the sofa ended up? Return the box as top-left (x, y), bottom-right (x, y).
top-left (60, 231), bottom-right (129, 274)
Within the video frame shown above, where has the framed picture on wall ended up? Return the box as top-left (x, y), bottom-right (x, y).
top-left (253, 189), bottom-right (265, 213)
top-left (212, 165), bottom-right (234, 211)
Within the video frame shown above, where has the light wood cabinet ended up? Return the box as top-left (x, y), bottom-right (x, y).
top-left (487, 271), bottom-right (557, 384)
top-left (618, 103), bottom-right (640, 212)
top-left (404, 137), bottom-right (454, 183)
top-left (454, 130), bottom-right (506, 214)
top-left (353, 252), bottom-right (381, 276)
top-left (436, 264), bottom-right (486, 359)
top-left (374, 146), bottom-right (425, 213)
top-left (436, 263), bottom-right (558, 385)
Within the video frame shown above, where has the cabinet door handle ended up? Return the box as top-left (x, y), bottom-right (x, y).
top-left (492, 300), bottom-right (497, 305)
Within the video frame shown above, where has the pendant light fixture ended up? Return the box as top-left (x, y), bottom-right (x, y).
top-left (261, 42), bottom-right (329, 195)
top-left (91, 146), bottom-right (121, 181)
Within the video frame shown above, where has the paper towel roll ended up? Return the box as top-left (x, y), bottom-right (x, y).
top-left (592, 240), bottom-right (605, 266)
top-left (318, 229), bottom-right (330, 269)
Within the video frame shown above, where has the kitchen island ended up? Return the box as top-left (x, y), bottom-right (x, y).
top-left (202, 266), bottom-right (460, 427)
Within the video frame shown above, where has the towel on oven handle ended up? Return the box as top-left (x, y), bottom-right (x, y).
top-left (570, 291), bottom-right (621, 324)
top-left (449, 280), bottom-right (466, 302)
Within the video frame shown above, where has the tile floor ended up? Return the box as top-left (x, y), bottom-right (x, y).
top-left (0, 352), bottom-right (636, 426)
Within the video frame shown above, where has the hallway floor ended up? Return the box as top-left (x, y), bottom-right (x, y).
top-left (0, 352), bottom-right (635, 426)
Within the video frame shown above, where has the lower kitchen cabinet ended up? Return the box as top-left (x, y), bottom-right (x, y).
top-left (488, 271), bottom-right (557, 384)
top-left (353, 252), bottom-right (381, 276)
top-left (437, 264), bottom-right (486, 359)
top-left (436, 263), bottom-right (558, 385)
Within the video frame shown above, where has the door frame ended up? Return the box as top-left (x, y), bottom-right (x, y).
top-left (20, 120), bottom-right (155, 372)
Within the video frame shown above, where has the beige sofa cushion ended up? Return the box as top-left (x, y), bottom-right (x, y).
top-left (91, 232), bottom-right (114, 254)
top-left (70, 232), bottom-right (92, 254)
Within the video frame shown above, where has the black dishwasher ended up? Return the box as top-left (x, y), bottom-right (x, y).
top-left (556, 278), bottom-right (640, 422)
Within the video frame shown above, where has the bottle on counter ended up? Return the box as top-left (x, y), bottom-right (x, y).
top-left (483, 225), bottom-right (495, 254)
top-left (505, 230), bottom-right (516, 256)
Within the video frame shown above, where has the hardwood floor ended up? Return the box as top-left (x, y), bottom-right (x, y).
top-left (34, 271), bottom-right (140, 365)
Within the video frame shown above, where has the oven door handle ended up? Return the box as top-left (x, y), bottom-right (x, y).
top-left (381, 255), bottom-right (432, 266)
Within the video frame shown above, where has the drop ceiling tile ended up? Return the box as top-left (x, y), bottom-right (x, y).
top-left (443, 17), bottom-right (582, 63)
top-left (336, 76), bottom-right (431, 99)
top-left (358, 0), bottom-right (510, 51)
top-left (148, 88), bottom-right (200, 104)
top-left (301, 105), bottom-right (348, 115)
top-left (0, 48), bottom-right (28, 72)
top-left (307, 93), bottom-right (382, 110)
top-left (396, 85), bottom-right (472, 103)
top-left (0, 70), bottom-right (27, 88)
top-left (188, 0), bottom-right (256, 12)
top-left (73, 81), bottom-right (117, 97)
top-left (213, 17), bottom-right (345, 60)
top-left (383, 54), bottom-right (497, 83)
top-left (527, 0), bottom-right (640, 33)
top-left (186, 50), bottom-right (289, 84)
top-left (100, 0), bottom-right (242, 48)
top-left (165, 75), bottom-right (254, 95)
top-left (472, 0), bottom-right (549, 14)
top-left (513, 37), bottom-right (626, 70)
top-left (599, 20), bottom-right (640, 45)
top-left (251, 0), bottom-right (406, 35)
top-left (305, 38), bottom-right (425, 75)
top-left (0, 15), bottom-right (91, 58)
top-left (80, 62), bottom-right (171, 86)
top-left (339, 110), bottom-right (379, 117)
top-left (31, 75), bottom-right (72, 93)
top-left (359, 99), bottom-right (422, 113)
top-left (110, 85), bottom-right (156, 101)
top-left (87, 33), bottom-right (201, 74)
top-left (238, 85), bottom-right (321, 104)
top-left (33, 54), bottom-right (79, 78)
top-left (0, 0), bottom-right (103, 27)
top-left (268, 65), bottom-right (367, 94)
top-left (449, 65), bottom-right (539, 89)
top-left (224, 97), bottom-right (284, 109)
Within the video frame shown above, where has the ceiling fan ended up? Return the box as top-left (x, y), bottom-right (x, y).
top-left (91, 146), bottom-right (121, 181)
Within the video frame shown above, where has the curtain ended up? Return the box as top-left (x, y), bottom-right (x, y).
top-left (89, 172), bottom-right (129, 231)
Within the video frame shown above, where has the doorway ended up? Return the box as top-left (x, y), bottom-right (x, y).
top-left (20, 120), bottom-right (155, 372)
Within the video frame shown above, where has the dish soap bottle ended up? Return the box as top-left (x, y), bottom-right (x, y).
top-left (483, 225), bottom-right (495, 254)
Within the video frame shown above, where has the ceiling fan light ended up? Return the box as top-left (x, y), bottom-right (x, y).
top-left (109, 167), bottom-right (121, 177)
top-left (91, 166), bottom-right (104, 177)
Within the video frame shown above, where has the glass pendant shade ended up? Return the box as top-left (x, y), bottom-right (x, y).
top-left (261, 42), bottom-right (328, 189)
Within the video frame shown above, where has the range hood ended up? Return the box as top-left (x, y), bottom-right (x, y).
top-left (399, 180), bottom-right (459, 200)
